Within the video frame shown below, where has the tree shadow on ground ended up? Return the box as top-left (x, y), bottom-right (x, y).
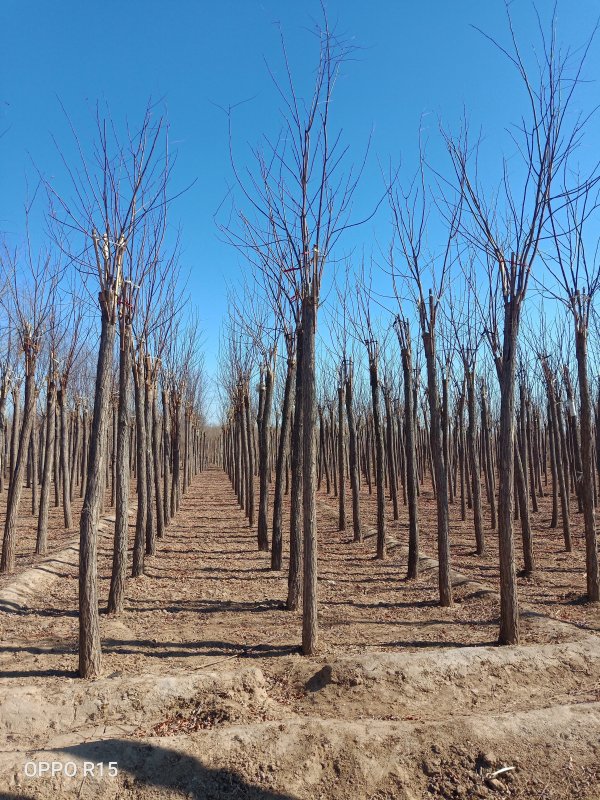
top-left (58, 738), bottom-right (297, 799)
top-left (379, 638), bottom-right (498, 649)
top-left (125, 598), bottom-right (286, 614)
top-left (0, 794), bottom-right (37, 800)
top-left (0, 599), bottom-right (24, 613)
top-left (0, 668), bottom-right (76, 678)
top-left (101, 638), bottom-right (298, 660)
top-left (0, 605), bottom-right (78, 617)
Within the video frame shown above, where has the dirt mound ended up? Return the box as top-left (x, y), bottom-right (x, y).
top-left (3, 701), bottom-right (600, 799)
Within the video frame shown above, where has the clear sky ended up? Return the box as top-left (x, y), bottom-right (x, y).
top-left (2, 0), bottom-right (600, 416)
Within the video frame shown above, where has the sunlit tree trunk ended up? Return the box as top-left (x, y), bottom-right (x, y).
top-left (401, 339), bottom-right (419, 578)
top-left (345, 362), bottom-right (362, 543)
top-left (36, 372), bottom-right (56, 555)
top-left (79, 305), bottom-right (116, 678)
top-left (287, 326), bottom-right (303, 611)
top-left (575, 327), bottom-right (600, 601)
top-left (301, 298), bottom-right (318, 655)
top-left (496, 300), bottom-right (520, 645)
top-left (108, 323), bottom-right (131, 615)
top-left (272, 354), bottom-right (295, 570)
top-left (1, 362), bottom-right (36, 573)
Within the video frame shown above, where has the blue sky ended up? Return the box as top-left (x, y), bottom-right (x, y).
top-left (2, 0), bottom-right (600, 416)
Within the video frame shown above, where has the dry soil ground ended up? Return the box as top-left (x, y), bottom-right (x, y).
top-left (0, 466), bottom-right (599, 799)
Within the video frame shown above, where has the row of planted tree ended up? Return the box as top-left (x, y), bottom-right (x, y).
top-left (0, 347), bottom-right (207, 568)
top-left (219, 307), bottom-right (600, 621)
top-left (215, 11), bottom-right (600, 658)
top-left (223, 341), bottom-right (599, 557)
top-left (0, 107), bottom-right (212, 678)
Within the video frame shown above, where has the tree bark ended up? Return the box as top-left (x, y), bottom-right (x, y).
top-left (272, 355), bottom-right (295, 570)
top-left (345, 363), bottom-right (362, 543)
top-left (162, 389), bottom-right (171, 526)
top-left (575, 328), bottom-right (600, 602)
top-left (384, 388), bottom-right (399, 521)
top-left (31, 404), bottom-right (38, 516)
top-left (244, 392), bottom-right (254, 528)
top-left (132, 360), bottom-right (147, 577)
top-left (422, 316), bottom-right (452, 607)
top-left (402, 341), bottom-right (419, 579)
top-left (79, 308), bottom-right (116, 679)
top-left (466, 370), bottom-right (485, 554)
top-left (144, 368), bottom-right (156, 556)
top-left (546, 372), bottom-right (572, 550)
top-left (369, 356), bottom-right (386, 560)
top-left (337, 384), bottom-right (346, 531)
top-left (152, 382), bottom-right (165, 541)
top-left (107, 325), bottom-right (131, 615)
top-left (57, 385), bottom-right (73, 529)
top-left (1, 371), bottom-right (36, 573)
top-left (36, 375), bottom-right (56, 556)
top-left (496, 300), bottom-right (520, 646)
top-left (257, 364), bottom-right (274, 551)
top-left (301, 298), bottom-right (318, 655)
top-left (287, 327), bottom-right (303, 611)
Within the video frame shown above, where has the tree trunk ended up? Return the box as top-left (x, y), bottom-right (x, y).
top-left (272, 356), bottom-right (295, 570)
top-left (36, 376), bottom-right (56, 556)
top-left (515, 439), bottom-right (534, 575)
top-left (402, 342), bottom-right (419, 579)
top-left (481, 387), bottom-right (497, 530)
top-left (80, 409), bottom-right (88, 499)
top-left (31, 405), bottom-right (38, 516)
top-left (337, 384), bottom-right (346, 530)
top-left (496, 301), bottom-right (520, 646)
top-left (79, 310), bottom-right (116, 678)
top-left (345, 364), bottom-right (362, 543)
top-left (575, 327), bottom-right (600, 602)
top-left (171, 400), bottom-right (181, 515)
top-left (301, 298), bottom-right (318, 655)
top-left (1, 371), bottom-right (36, 573)
top-left (384, 388), bottom-right (399, 521)
top-left (107, 326), bottom-right (131, 615)
top-left (466, 370), bottom-right (485, 555)
top-left (9, 387), bottom-right (19, 487)
top-left (442, 375), bottom-right (453, 503)
top-left (144, 371), bottom-right (156, 556)
top-left (152, 383), bottom-right (165, 541)
top-left (287, 327), bottom-right (303, 611)
top-left (423, 322), bottom-right (452, 607)
top-left (369, 357), bottom-right (386, 560)
top-left (546, 375), bottom-right (572, 550)
top-left (244, 393), bottom-right (254, 527)
top-left (257, 365), bottom-right (274, 551)
top-left (162, 389), bottom-right (171, 526)
top-left (132, 360), bottom-right (147, 577)
top-left (57, 385), bottom-right (73, 529)
top-left (548, 405), bottom-right (559, 529)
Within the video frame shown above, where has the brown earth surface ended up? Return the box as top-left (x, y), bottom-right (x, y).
top-left (0, 466), bottom-right (599, 799)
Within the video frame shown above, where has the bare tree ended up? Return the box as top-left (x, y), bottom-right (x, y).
top-left (544, 188), bottom-right (600, 601)
top-left (446, 257), bottom-right (485, 556)
top-left (56, 298), bottom-right (85, 530)
top-left (388, 153), bottom-right (460, 607)
top-left (329, 266), bottom-right (362, 542)
top-left (353, 267), bottom-right (386, 560)
top-left (393, 315), bottom-right (419, 578)
top-left (1, 236), bottom-right (57, 574)
top-left (36, 321), bottom-right (58, 556)
top-left (48, 103), bottom-right (171, 677)
top-left (222, 15), bottom-right (369, 654)
top-left (445, 9), bottom-right (596, 641)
